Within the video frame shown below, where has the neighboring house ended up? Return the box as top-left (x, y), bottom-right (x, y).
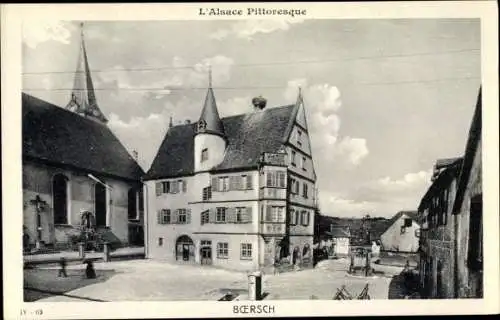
top-left (418, 157), bottom-right (462, 299)
top-left (22, 28), bottom-right (144, 249)
top-left (379, 211), bottom-right (420, 253)
top-left (327, 226), bottom-right (351, 256)
top-left (418, 87), bottom-right (482, 299)
top-left (143, 78), bottom-right (318, 272)
top-left (452, 88), bottom-right (483, 298)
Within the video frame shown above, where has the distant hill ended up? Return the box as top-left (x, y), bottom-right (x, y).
top-left (314, 214), bottom-right (391, 244)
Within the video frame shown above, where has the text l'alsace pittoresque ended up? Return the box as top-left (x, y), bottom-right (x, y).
top-left (199, 7), bottom-right (307, 18)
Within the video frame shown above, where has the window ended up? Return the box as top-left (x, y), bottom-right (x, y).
top-left (219, 177), bottom-right (229, 192)
top-left (158, 237), bottom-right (163, 246)
top-left (404, 218), bottom-right (412, 227)
top-left (201, 148), bottom-right (208, 162)
top-left (53, 174), bottom-right (69, 225)
top-left (289, 209), bottom-right (296, 225)
top-left (302, 157), bottom-right (307, 170)
top-left (162, 181), bottom-right (170, 193)
top-left (266, 206), bottom-right (284, 222)
top-left (128, 188), bottom-right (138, 220)
top-left (266, 172), bottom-right (274, 187)
top-left (171, 181), bottom-right (179, 194)
top-left (241, 243), bottom-right (252, 260)
top-left (295, 180), bottom-right (300, 194)
top-left (295, 210), bottom-right (300, 225)
top-left (301, 210), bottom-right (310, 226)
top-left (178, 209), bottom-right (187, 223)
top-left (201, 240), bottom-right (211, 246)
top-left (291, 150), bottom-right (297, 166)
top-left (201, 210), bottom-right (209, 225)
top-left (290, 178), bottom-right (296, 194)
top-left (182, 180), bottom-right (187, 193)
top-left (278, 172), bottom-right (286, 188)
top-left (198, 120), bottom-right (206, 131)
top-left (217, 242), bottom-right (229, 258)
top-left (158, 209), bottom-right (171, 224)
top-left (216, 207), bottom-right (226, 222)
top-left (297, 130), bottom-right (302, 146)
top-left (202, 186), bottom-right (212, 200)
top-left (245, 175), bottom-right (253, 190)
top-left (303, 183), bottom-right (308, 198)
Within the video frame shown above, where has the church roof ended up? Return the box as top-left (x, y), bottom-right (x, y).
top-left (145, 104), bottom-right (295, 180)
top-left (23, 93), bottom-right (144, 181)
top-left (196, 87), bottom-right (225, 137)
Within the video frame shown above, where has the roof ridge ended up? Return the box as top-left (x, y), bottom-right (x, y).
top-left (220, 104), bottom-right (295, 121)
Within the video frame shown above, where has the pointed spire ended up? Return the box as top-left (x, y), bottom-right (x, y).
top-left (66, 22), bottom-right (108, 124)
top-left (169, 116), bottom-right (173, 128)
top-left (195, 68), bottom-right (225, 137)
top-left (296, 86), bottom-right (304, 105)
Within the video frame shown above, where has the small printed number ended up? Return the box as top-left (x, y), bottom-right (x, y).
top-left (35, 309), bottom-right (43, 315)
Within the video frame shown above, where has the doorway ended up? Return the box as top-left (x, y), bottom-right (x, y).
top-left (176, 235), bottom-right (194, 262)
top-left (200, 240), bottom-right (212, 265)
top-left (94, 183), bottom-right (107, 227)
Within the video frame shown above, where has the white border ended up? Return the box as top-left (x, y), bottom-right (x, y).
top-left (2, 2), bottom-right (499, 318)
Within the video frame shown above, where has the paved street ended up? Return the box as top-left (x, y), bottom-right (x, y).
top-left (25, 258), bottom-right (404, 301)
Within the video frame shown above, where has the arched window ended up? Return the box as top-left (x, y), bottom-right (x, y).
top-left (176, 235), bottom-right (195, 262)
top-left (53, 174), bottom-right (69, 225)
top-left (128, 187), bottom-right (137, 220)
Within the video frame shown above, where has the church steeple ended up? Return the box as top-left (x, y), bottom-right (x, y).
top-left (66, 22), bottom-right (108, 124)
top-left (195, 66), bottom-right (225, 137)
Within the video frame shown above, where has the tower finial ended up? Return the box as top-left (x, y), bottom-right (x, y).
top-left (208, 65), bottom-right (212, 88)
top-left (169, 116), bottom-right (173, 128)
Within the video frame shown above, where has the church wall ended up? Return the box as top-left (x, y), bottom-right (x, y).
top-left (23, 160), bottom-right (138, 246)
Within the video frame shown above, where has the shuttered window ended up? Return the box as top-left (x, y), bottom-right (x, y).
top-left (202, 186), bottom-right (212, 200)
top-left (289, 209), bottom-right (296, 225)
top-left (157, 209), bottom-right (171, 224)
top-left (216, 207), bottom-right (226, 222)
top-left (266, 172), bottom-right (274, 187)
top-left (278, 172), bottom-right (286, 188)
top-left (300, 210), bottom-right (310, 226)
top-left (155, 182), bottom-right (162, 196)
top-left (246, 175), bottom-right (253, 190)
top-left (211, 177), bottom-right (218, 192)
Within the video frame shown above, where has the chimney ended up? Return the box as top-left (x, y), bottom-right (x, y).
top-left (252, 96), bottom-right (267, 111)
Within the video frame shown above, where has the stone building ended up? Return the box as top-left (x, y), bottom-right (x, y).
top-left (22, 26), bottom-right (144, 250)
top-left (143, 76), bottom-right (318, 272)
top-left (418, 87), bottom-right (482, 298)
top-left (418, 157), bottom-right (462, 298)
top-left (452, 88), bottom-right (483, 298)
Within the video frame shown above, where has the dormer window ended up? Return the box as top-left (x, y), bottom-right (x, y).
top-left (197, 120), bottom-right (207, 132)
top-left (201, 148), bottom-right (208, 162)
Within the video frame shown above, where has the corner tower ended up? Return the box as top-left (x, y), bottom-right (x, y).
top-left (194, 67), bottom-right (227, 172)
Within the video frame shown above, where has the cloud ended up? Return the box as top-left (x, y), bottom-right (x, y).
top-left (210, 19), bottom-right (306, 40)
top-left (22, 21), bottom-right (73, 49)
top-left (324, 170), bottom-right (433, 217)
top-left (333, 137), bottom-right (369, 166)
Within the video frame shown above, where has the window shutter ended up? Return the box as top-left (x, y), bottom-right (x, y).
top-left (306, 211), bottom-right (310, 226)
top-left (246, 207), bottom-right (253, 222)
top-left (209, 208), bottom-right (216, 223)
top-left (186, 209), bottom-right (191, 224)
top-left (300, 211), bottom-right (305, 225)
top-left (227, 208), bottom-right (235, 223)
top-left (229, 176), bottom-right (238, 190)
top-left (155, 183), bottom-right (162, 196)
top-left (266, 172), bottom-right (274, 187)
top-left (171, 209), bottom-right (178, 224)
top-left (157, 210), bottom-right (162, 224)
top-left (247, 175), bottom-right (253, 189)
top-left (211, 177), bottom-right (218, 192)
top-left (183, 180), bottom-right (187, 193)
top-left (296, 210), bottom-right (300, 225)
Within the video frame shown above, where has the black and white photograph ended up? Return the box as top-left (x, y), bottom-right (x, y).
top-left (2, 2), bottom-right (499, 318)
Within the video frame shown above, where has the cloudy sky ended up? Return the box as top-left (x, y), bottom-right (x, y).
top-left (22, 19), bottom-right (481, 218)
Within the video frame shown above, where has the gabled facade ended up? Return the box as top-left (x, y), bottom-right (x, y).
top-left (22, 25), bottom-right (144, 250)
top-left (144, 84), bottom-right (318, 272)
top-left (380, 211), bottom-right (420, 253)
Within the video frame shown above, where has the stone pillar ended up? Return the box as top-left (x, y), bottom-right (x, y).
top-left (248, 271), bottom-right (262, 301)
top-left (78, 242), bottom-right (85, 259)
top-left (103, 242), bottom-right (111, 262)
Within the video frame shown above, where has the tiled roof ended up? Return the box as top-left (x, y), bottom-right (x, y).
top-left (145, 104), bottom-right (295, 180)
top-left (23, 93), bottom-right (144, 181)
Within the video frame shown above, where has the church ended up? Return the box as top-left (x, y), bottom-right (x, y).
top-left (143, 73), bottom-right (318, 272)
top-left (22, 25), bottom-right (144, 251)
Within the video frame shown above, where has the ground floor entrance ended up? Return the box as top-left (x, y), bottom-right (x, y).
top-left (200, 240), bottom-right (212, 265)
top-left (175, 235), bottom-right (195, 262)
